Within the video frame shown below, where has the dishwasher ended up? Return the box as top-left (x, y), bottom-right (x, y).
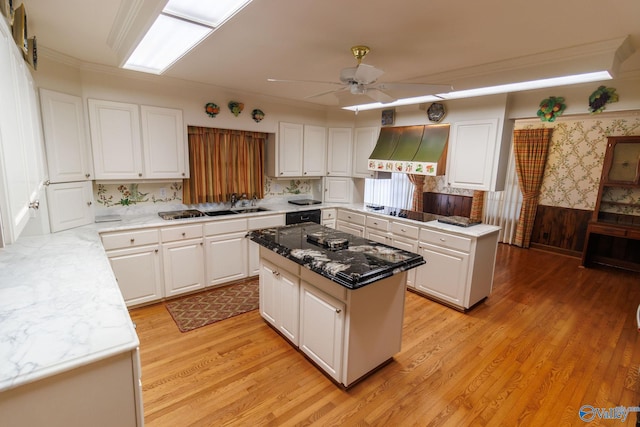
top-left (285, 209), bottom-right (321, 225)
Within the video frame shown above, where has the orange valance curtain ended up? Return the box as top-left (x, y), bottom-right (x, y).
top-left (183, 127), bottom-right (266, 204)
top-left (407, 174), bottom-right (425, 211)
top-left (512, 128), bottom-right (553, 248)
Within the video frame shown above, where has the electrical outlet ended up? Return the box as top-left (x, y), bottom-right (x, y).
top-left (159, 188), bottom-right (167, 198)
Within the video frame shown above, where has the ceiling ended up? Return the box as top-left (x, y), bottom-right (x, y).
top-left (21, 0), bottom-right (640, 108)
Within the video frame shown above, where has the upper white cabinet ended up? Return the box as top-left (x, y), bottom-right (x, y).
top-left (140, 105), bottom-right (188, 179)
top-left (88, 99), bottom-right (143, 180)
top-left (352, 126), bottom-right (379, 178)
top-left (39, 89), bottom-right (93, 183)
top-left (267, 122), bottom-right (327, 177)
top-left (324, 177), bottom-right (353, 204)
top-left (327, 127), bottom-right (353, 176)
top-left (303, 125), bottom-right (327, 176)
top-left (46, 181), bottom-right (94, 232)
top-left (88, 99), bottom-right (187, 180)
top-left (0, 19), bottom-right (46, 244)
top-left (447, 118), bottom-right (512, 191)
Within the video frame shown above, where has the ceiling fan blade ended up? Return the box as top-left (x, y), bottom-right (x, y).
top-left (375, 82), bottom-right (453, 96)
top-left (364, 88), bottom-right (396, 103)
top-left (267, 78), bottom-right (344, 86)
top-left (353, 64), bottom-right (384, 85)
top-left (305, 87), bottom-right (348, 99)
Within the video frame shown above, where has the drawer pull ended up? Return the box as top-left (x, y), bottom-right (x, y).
top-left (130, 238), bottom-right (135, 243)
top-left (182, 232), bottom-right (186, 237)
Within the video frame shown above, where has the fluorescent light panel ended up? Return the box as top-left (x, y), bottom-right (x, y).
top-left (343, 71), bottom-right (613, 111)
top-left (123, 0), bottom-right (251, 74)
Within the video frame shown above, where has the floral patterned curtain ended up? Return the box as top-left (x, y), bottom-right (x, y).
top-left (407, 174), bottom-right (425, 211)
top-left (513, 128), bottom-right (553, 247)
top-left (183, 127), bottom-right (266, 204)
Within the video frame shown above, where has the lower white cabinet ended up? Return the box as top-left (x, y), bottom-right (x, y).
top-left (415, 243), bottom-right (470, 306)
top-left (161, 224), bottom-right (205, 297)
top-left (101, 228), bottom-right (163, 307)
top-left (46, 181), bottom-right (94, 232)
top-left (299, 280), bottom-right (345, 382)
top-left (259, 258), bottom-right (300, 345)
top-left (248, 214), bottom-right (285, 276)
top-left (0, 349), bottom-right (143, 427)
top-left (204, 218), bottom-right (248, 287)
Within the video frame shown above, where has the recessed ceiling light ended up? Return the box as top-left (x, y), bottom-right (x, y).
top-left (123, 0), bottom-right (252, 74)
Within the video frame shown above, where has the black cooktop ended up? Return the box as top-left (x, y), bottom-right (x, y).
top-left (288, 199), bottom-right (322, 206)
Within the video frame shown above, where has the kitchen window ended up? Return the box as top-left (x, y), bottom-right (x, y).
top-left (183, 126), bottom-right (266, 203)
top-left (364, 173), bottom-right (412, 209)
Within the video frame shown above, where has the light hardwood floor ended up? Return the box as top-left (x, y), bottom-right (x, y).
top-left (129, 244), bottom-right (640, 426)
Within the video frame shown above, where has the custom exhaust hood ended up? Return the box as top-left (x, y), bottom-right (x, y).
top-left (367, 124), bottom-right (450, 176)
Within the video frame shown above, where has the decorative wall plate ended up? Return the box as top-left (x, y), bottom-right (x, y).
top-left (588, 86), bottom-right (618, 114)
top-left (427, 102), bottom-right (446, 123)
top-left (228, 101), bottom-right (244, 116)
top-left (537, 96), bottom-right (565, 122)
top-left (205, 102), bottom-right (220, 117)
top-left (252, 108), bottom-right (265, 122)
top-left (381, 109), bottom-right (395, 126)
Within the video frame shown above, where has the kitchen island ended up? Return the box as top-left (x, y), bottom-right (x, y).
top-left (247, 223), bottom-right (424, 387)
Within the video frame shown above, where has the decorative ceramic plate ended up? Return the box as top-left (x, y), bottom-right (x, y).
top-left (427, 102), bottom-right (446, 122)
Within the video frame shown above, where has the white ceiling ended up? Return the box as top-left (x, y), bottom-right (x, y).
top-left (21, 0), bottom-right (640, 108)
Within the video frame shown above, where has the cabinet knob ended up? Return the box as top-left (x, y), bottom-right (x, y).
top-left (87, 201), bottom-right (92, 206)
top-left (138, 173), bottom-right (143, 177)
top-left (182, 232), bottom-right (186, 237)
top-left (440, 238), bottom-right (446, 242)
top-left (44, 180), bottom-right (51, 186)
top-left (29, 200), bottom-right (40, 210)
top-left (155, 249), bottom-right (158, 253)
top-left (303, 172), bottom-right (307, 175)
top-left (182, 172), bottom-right (185, 176)
top-left (85, 173), bottom-right (90, 178)
top-left (130, 238), bottom-right (135, 243)
top-left (335, 308), bottom-right (341, 314)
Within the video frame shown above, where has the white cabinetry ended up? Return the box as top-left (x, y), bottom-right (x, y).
top-left (322, 208), bottom-right (337, 229)
top-left (88, 99), bottom-right (186, 180)
top-left (46, 181), bottom-right (94, 232)
top-left (414, 227), bottom-right (498, 310)
top-left (327, 127), bottom-right (353, 176)
top-left (204, 218), bottom-right (248, 287)
top-left (447, 118), bottom-right (512, 191)
top-left (268, 122), bottom-right (327, 177)
top-left (88, 99), bottom-right (142, 180)
top-left (259, 255), bottom-right (300, 345)
top-left (248, 214), bottom-right (285, 275)
top-left (352, 127), bottom-right (379, 178)
top-left (140, 105), bottom-right (187, 179)
top-left (161, 224), bottom-right (205, 297)
top-left (299, 280), bottom-right (345, 382)
top-left (336, 210), bottom-right (365, 236)
top-left (324, 177), bottom-right (353, 203)
top-left (102, 228), bottom-right (163, 307)
top-left (0, 19), bottom-right (46, 244)
top-left (39, 89), bottom-right (93, 182)
top-left (303, 125), bottom-right (327, 176)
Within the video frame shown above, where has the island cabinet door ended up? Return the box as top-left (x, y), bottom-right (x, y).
top-left (259, 260), bottom-right (300, 345)
top-left (299, 281), bottom-right (345, 383)
top-left (414, 243), bottom-right (470, 308)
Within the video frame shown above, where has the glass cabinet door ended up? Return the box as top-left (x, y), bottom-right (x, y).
top-left (606, 141), bottom-right (640, 184)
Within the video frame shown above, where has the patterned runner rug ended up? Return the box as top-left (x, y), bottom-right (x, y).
top-left (165, 278), bottom-right (259, 332)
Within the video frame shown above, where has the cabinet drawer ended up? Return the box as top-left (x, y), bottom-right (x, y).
top-left (322, 208), bottom-right (336, 220)
top-left (337, 210), bottom-right (365, 225)
top-left (588, 223), bottom-right (628, 237)
top-left (204, 218), bottom-right (247, 235)
top-left (366, 215), bottom-right (390, 231)
top-left (391, 221), bottom-right (419, 239)
top-left (420, 228), bottom-right (472, 252)
top-left (101, 228), bottom-right (159, 250)
top-left (248, 214), bottom-right (284, 230)
top-left (161, 224), bottom-right (203, 242)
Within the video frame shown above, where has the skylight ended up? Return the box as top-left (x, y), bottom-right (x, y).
top-left (342, 71), bottom-right (613, 112)
top-left (123, 0), bottom-right (252, 74)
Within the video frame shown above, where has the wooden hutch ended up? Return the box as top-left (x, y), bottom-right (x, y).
top-left (581, 135), bottom-right (640, 272)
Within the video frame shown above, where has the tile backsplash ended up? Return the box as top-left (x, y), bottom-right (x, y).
top-left (93, 177), bottom-right (315, 212)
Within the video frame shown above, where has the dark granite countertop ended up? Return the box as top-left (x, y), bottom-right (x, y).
top-left (247, 223), bottom-right (425, 289)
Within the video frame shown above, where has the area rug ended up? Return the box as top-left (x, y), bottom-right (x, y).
top-left (166, 278), bottom-right (259, 332)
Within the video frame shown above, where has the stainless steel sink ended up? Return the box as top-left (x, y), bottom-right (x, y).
top-left (233, 207), bottom-right (270, 213)
top-left (203, 210), bottom-right (238, 216)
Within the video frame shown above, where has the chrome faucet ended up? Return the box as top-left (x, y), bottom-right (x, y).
top-left (230, 193), bottom-right (238, 208)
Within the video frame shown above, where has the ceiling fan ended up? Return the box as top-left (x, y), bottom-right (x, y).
top-left (268, 46), bottom-right (453, 105)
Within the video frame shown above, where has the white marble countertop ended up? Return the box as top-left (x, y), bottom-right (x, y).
top-left (0, 226), bottom-right (139, 392)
